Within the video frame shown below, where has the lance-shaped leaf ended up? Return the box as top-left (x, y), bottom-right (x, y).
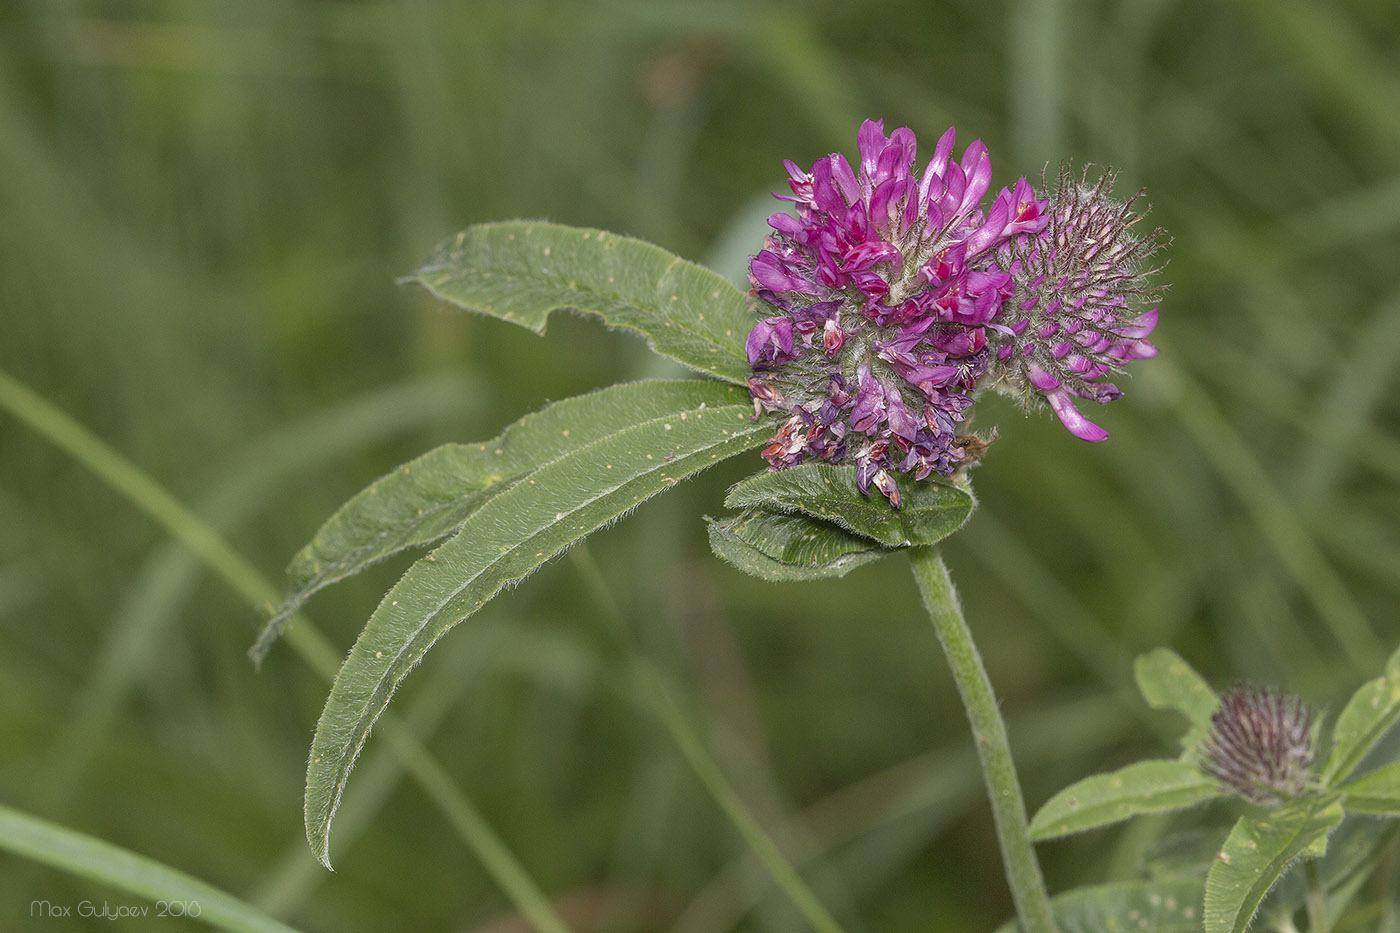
top-left (1135, 648), bottom-right (1218, 756)
top-left (706, 508), bottom-right (889, 581)
top-left (724, 462), bottom-right (974, 547)
top-left (255, 381), bottom-right (736, 660)
top-left (1337, 759), bottom-right (1400, 815)
top-left (1322, 643), bottom-right (1400, 785)
top-left (992, 879), bottom-right (1207, 933)
top-left (404, 222), bottom-right (754, 384)
top-left (305, 387), bottom-right (766, 867)
top-left (1030, 759), bottom-right (1226, 840)
top-left (1203, 793), bottom-right (1345, 933)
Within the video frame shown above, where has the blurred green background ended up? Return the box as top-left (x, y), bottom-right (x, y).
top-left (2, 0), bottom-right (1398, 929)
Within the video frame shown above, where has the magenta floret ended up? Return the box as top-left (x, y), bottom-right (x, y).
top-left (745, 120), bottom-right (1163, 506)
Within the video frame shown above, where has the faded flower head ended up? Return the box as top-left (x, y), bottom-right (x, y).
top-left (985, 166), bottom-right (1164, 442)
top-left (1199, 684), bottom-right (1315, 806)
top-left (744, 120), bottom-right (1164, 506)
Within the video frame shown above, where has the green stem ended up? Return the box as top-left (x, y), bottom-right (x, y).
top-left (909, 546), bottom-right (1056, 933)
top-left (0, 368), bottom-right (568, 933)
top-left (1303, 859), bottom-right (1328, 933)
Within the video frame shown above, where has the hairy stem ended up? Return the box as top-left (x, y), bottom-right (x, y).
top-left (909, 546), bottom-right (1056, 933)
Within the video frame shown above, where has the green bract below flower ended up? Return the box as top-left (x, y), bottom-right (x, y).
top-left (745, 120), bottom-right (1166, 507)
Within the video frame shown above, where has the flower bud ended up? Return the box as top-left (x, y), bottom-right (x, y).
top-left (1199, 684), bottom-right (1315, 806)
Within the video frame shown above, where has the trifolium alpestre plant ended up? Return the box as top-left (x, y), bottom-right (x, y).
top-left (259, 118), bottom-right (1187, 933)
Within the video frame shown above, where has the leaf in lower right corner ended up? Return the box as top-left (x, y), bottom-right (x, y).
top-left (1336, 759), bottom-right (1400, 815)
top-left (1321, 643), bottom-right (1400, 786)
top-left (1203, 793), bottom-right (1345, 933)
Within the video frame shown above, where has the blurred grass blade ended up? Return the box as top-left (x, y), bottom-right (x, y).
top-left (0, 368), bottom-right (567, 931)
top-left (45, 374), bottom-right (482, 803)
top-left (1169, 365), bottom-right (1383, 672)
top-left (628, 655), bottom-right (847, 933)
top-left (568, 540), bottom-right (858, 932)
top-left (1322, 643), bottom-right (1400, 785)
top-left (257, 380), bottom-right (739, 660)
top-left (404, 221), bottom-right (754, 384)
top-left (706, 508), bottom-right (889, 581)
top-left (1135, 648), bottom-right (1218, 755)
top-left (0, 802), bottom-right (300, 933)
top-left (992, 879), bottom-right (1207, 933)
top-left (724, 462), bottom-right (974, 547)
top-left (1308, 822), bottom-right (1400, 924)
top-left (0, 367), bottom-right (268, 615)
top-left (305, 385), bottom-right (766, 868)
top-left (1029, 760), bottom-right (1225, 840)
top-left (1203, 794), bottom-right (1345, 933)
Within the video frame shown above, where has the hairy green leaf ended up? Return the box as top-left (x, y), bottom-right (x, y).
top-left (1337, 759), bottom-right (1400, 814)
top-left (992, 879), bottom-right (1206, 933)
top-left (706, 508), bottom-right (889, 581)
top-left (1204, 794), bottom-right (1345, 933)
top-left (305, 387), bottom-right (766, 867)
top-left (1135, 648), bottom-right (1218, 755)
top-left (405, 222), bottom-right (753, 384)
top-left (723, 462), bottom-right (973, 547)
top-left (1030, 760), bottom-right (1226, 840)
top-left (1322, 643), bottom-right (1400, 785)
top-left (1228, 821), bottom-right (1400, 933)
top-left (256, 381), bottom-right (735, 660)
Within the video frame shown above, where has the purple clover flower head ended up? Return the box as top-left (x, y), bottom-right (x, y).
top-left (1199, 684), bottom-right (1315, 806)
top-left (744, 119), bottom-right (1048, 506)
top-left (986, 166), bottom-right (1166, 442)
